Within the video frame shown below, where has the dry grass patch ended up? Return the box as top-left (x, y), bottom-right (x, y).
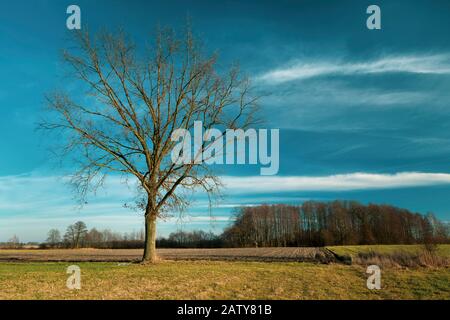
top-left (0, 260), bottom-right (448, 300)
top-left (328, 244), bottom-right (450, 268)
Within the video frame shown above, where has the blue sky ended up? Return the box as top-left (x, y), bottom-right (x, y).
top-left (1, 0), bottom-right (450, 242)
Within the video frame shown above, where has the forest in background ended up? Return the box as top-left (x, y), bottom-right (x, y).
top-left (222, 201), bottom-right (448, 247)
top-left (2, 201), bottom-right (448, 249)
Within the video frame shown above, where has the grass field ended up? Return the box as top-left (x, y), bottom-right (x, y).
top-left (0, 245), bottom-right (448, 300)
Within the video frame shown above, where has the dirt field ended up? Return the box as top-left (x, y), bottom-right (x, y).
top-left (0, 247), bottom-right (331, 263)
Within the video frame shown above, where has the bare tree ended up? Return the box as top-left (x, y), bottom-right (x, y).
top-left (42, 26), bottom-right (258, 262)
top-left (86, 228), bottom-right (103, 246)
top-left (64, 221), bottom-right (88, 248)
top-left (46, 229), bottom-right (61, 247)
top-left (7, 235), bottom-right (20, 249)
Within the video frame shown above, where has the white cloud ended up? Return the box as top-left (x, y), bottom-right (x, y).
top-left (262, 83), bottom-right (428, 109)
top-left (257, 54), bottom-right (450, 84)
top-left (0, 173), bottom-right (137, 212)
top-left (160, 216), bottom-right (232, 223)
top-left (3, 172), bottom-right (450, 213)
top-left (221, 172), bottom-right (450, 193)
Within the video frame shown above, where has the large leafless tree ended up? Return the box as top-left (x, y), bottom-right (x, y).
top-left (42, 27), bottom-right (258, 262)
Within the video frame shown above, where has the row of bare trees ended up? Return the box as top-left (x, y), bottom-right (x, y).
top-left (41, 202), bottom-right (448, 249)
top-left (44, 226), bottom-right (222, 249)
top-left (44, 222), bottom-right (145, 249)
top-left (0, 235), bottom-right (22, 249)
top-left (222, 201), bottom-right (449, 247)
top-left (157, 230), bottom-right (222, 248)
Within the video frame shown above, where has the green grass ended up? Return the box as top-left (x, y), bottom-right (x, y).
top-left (327, 244), bottom-right (450, 258)
top-left (0, 260), bottom-right (449, 300)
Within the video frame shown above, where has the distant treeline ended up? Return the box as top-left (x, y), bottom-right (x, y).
top-left (0, 234), bottom-right (39, 249)
top-left (222, 201), bottom-right (449, 247)
top-left (41, 221), bottom-right (146, 249)
top-left (157, 230), bottom-right (222, 248)
top-left (41, 224), bottom-right (221, 249)
top-left (36, 201), bottom-right (449, 249)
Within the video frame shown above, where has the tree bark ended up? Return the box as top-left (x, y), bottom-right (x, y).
top-left (142, 207), bottom-right (158, 263)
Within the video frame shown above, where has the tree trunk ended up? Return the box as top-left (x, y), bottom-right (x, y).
top-left (142, 208), bottom-right (158, 263)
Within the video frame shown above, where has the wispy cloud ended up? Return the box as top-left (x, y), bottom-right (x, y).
top-left (257, 54), bottom-right (450, 84)
top-left (3, 172), bottom-right (450, 213)
top-left (222, 172), bottom-right (450, 193)
top-left (262, 83), bottom-right (429, 109)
